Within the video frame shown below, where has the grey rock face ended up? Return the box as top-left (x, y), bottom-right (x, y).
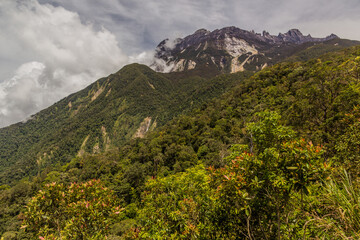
top-left (151, 26), bottom-right (338, 73)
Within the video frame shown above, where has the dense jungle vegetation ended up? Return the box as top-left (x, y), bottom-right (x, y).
top-left (1, 46), bottom-right (360, 239)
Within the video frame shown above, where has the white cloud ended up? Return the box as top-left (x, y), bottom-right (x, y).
top-left (129, 51), bottom-right (155, 66)
top-left (0, 0), bottom-right (129, 127)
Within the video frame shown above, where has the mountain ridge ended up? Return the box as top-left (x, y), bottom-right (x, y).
top-left (151, 26), bottom-right (355, 73)
top-left (0, 63), bottom-right (252, 185)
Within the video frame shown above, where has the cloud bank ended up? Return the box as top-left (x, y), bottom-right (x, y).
top-left (0, 0), bottom-right (131, 127)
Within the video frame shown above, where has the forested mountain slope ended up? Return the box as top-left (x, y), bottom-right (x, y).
top-left (1, 46), bottom-right (360, 238)
top-left (0, 63), bottom-right (251, 185)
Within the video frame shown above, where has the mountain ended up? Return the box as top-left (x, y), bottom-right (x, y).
top-left (1, 26), bottom-right (359, 186)
top-left (151, 26), bottom-right (359, 73)
top-left (0, 63), bottom-right (251, 185)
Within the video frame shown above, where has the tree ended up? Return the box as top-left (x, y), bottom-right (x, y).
top-left (21, 179), bottom-right (123, 239)
top-left (135, 165), bottom-right (214, 239)
top-left (335, 106), bottom-right (360, 174)
top-left (209, 111), bottom-right (328, 239)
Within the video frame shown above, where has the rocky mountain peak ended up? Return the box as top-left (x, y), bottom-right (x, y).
top-left (328, 33), bottom-right (339, 39)
top-left (287, 28), bottom-right (303, 36)
top-left (262, 30), bottom-right (271, 36)
top-left (194, 28), bottom-right (210, 35)
top-left (276, 28), bottom-right (338, 44)
top-left (151, 26), bottom-right (340, 73)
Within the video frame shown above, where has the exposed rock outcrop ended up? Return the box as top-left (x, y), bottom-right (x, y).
top-left (151, 26), bottom-right (338, 73)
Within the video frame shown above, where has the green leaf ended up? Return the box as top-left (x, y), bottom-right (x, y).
top-left (287, 167), bottom-right (298, 170)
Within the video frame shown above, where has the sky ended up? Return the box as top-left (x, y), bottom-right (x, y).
top-left (0, 0), bottom-right (360, 127)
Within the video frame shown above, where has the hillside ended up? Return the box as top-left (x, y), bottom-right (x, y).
top-left (1, 45), bottom-right (360, 238)
top-left (0, 63), bottom-right (252, 185)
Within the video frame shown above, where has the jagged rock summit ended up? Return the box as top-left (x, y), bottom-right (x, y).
top-left (151, 26), bottom-right (339, 73)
